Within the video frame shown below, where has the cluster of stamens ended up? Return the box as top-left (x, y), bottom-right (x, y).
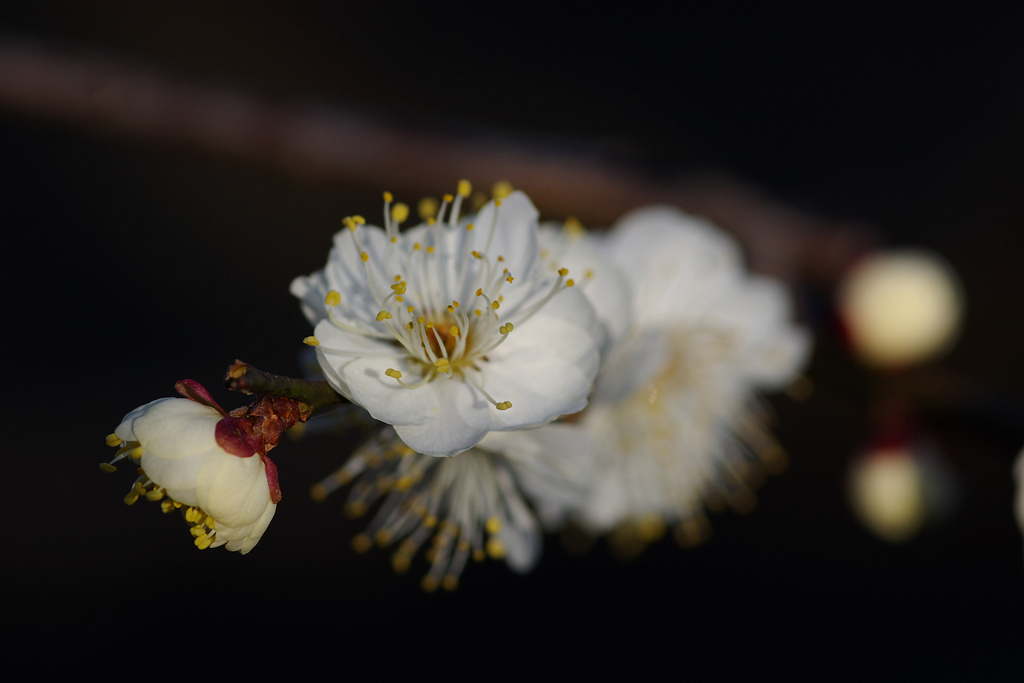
top-left (310, 428), bottom-right (516, 592)
top-left (304, 181), bottom-right (575, 413)
top-left (101, 433), bottom-right (220, 550)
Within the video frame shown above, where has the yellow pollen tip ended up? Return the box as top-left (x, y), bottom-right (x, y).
top-left (383, 191), bottom-right (393, 203)
top-left (325, 290), bottom-right (341, 307)
top-left (486, 517), bottom-right (502, 534)
top-left (426, 246), bottom-right (436, 253)
top-left (433, 358), bottom-right (451, 368)
top-left (496, 401), bottom-right (512, 410)
top-left (497, 256), bottom-right (505, 262)
top-left (385, 369), bottom-right (403, 379)
top-left (343, 217), bottom-right (356, 231)
top-left (566, 279), bottom-right (575, 287)
top-left (413, 243), bottom-right (422, 251)
top-left (376, 310), bottom-right (393, 321)
top-left (105, 433), bottom-right (121, 447)
top-left (486, 538), bottom-right (506, 558)
top-left (585, 269), bottom-right (595, 279)
top-left (303, 336), bottom-right (320, 346)
top-left (99, 462), bottom-right (117, 473)
top-left (558, 267), bottom-right (569, 277)
top-left (360, 252), bottom-right (369, 262)
top-left (453, 301), bottom-right (460, 308)
top-left (442, 575), bottom-right (459, 591)
top-left (447, 305), bottom-right (454, 313)
top-left (123, 492), bottom-right (139, 505)
top-left (352, 534), bottom-right (373, 553)
top-left (353, 216), bottom-right (366, 225)
top-left (395, 296), bottom-right (403, 302)
top-left (450, 325), bottom-right (459, 336)
top-left (466, 223), bottom-right (475, 231)
top-left (476, 288), bottom-right (484, 296)
top-left (474, 309), bottom-right (482, 317)
top-left (443, 194), bottom-right (454, 203)
top-left (418, 197), bottom-right (439, 220)
top-left (426, 218), bottom-right (436, 226)
top-left (491, 301), bottom-right (500, 309)
top-left (506, 276), bottom-right (514, 283)
top-left (492, 180), bottom-right (513, 199)
top-left (392, 203), bottom-right (409, 223)
top-left (472, 251), bottom-right (482, 259)
top-left (458, 179), bottom-right (472, 197)
top-left (418, 316), bottom-right (426, 323)
top-left (309, 484), bottom-right (328, 502)
top-left (495, 200), bottom-right (502, 207)
top-left (421, 576), bottom-right (439, 593)
top-left (499, 323), bottom-right (513, 334)
top-left (408, 306), bottom-right (415, 313)
top-left (130, 447), bottom-right (143, 460)
top-left (406, 322), bottom-right (414, 330)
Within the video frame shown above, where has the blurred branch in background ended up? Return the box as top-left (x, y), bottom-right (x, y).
top-left (0, 34), bottom-right (876, 283)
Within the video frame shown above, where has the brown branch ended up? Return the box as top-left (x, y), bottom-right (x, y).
top-left (0, 35), bottom-right (877, 283)
top-left (225, 360), bottom-right (342, 420)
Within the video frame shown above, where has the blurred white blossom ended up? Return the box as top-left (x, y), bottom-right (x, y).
top-left (312, 423), bottom-right (593, 590)
top-left (571, 207), bottom-right (811, 550)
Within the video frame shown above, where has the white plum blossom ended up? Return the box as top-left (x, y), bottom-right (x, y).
top-left (291, 185), bottom-right (602, 457)
top-left (102, 380), bottom-right (280, 554)
top-left (311, 422), bottom-right (594, 590)
top-left (571, 207), bottom-right (811, 549)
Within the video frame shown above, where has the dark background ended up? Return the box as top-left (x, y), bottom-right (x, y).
top-left (3, 2), bottom-right (1023, 676)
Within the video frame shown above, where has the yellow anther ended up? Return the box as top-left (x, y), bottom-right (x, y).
top-left (383, 191), bottom-right (393, 202)
top-left (499, 323), bottom-right (513, 334)
top-left (497, 256), bottom-right (505, 262)
top-left (447, 305), bottom-right (455, 313)
top-left (360, 252), bottom-right (369, 262)
top-left (433, 358), bottom-right (451, 368)
top-left (376, 310), bottom-right (393, 322)
top-left (395, 296), bottom-right (404, 302)
top-left (418, 316), bottom-right (426, 323)
top-left (309, 483), bottom-right (329, 502)
top-left (421, 576), bottom-right (440, 593)
top-left (496, 401), bottom-right (512, 410)
top-left (424, 515), bottom-right (438, 528)
top-left (491, 301), bottom-right (500, 310)
top-left (472, 250), bottom-right (482, 259)
top-left (105, 433), bottom-right (121, 447)
top-left (123, 492), bottom-right (139, 505)
top-left (443, 194), bottom-right (454, 203)
top-left (391, 282), bottom-right (407, 293)
top-left (352, 534), bottom-right (373, 553)
top-left (392, 202), bottom-right (409, 223)
top-left (190, 526), bottom-right (206, 538)
top-left (133, 482), bottom-right (146, 495)
top-left (407, 306), bottom-right (415, 313)
top-left (385, 368), bottom-right (403, 379)
top-left (426, 246), bottom-right (436, 254)
top-left (558, 267), bottom-right (569, 277)
top-left (375, 529), bottom-right (393, 547)
top-left (130, 446), bottom-right (143, 460)
top-left (485, 517), bottom-right (502, 534)
top-left (452, 301), bottom-right (460, 308)
top-left (392, 555), bottom-right (411, 574)
top-left (324, 290), bottom-right (341, 307)
top-left (426, 218), bottom-right (436, 226)
top-left (160, 500), bottom-right (175, 514)
top-left (566, 279), bottom-right (575, 287)
top-left (458, 179), bottom-right (472, 197)
top-left (395, 476), bottom-right (413, 491)
top-left (391, 236), bottom-right (397, 243)
top-left (506, 275), bottom-right (514, 283)
top-left (563, 216), bottom-right (585, 238)
top-left (353, 215), bottom-right (366, 225)
top-left (473, 549), bottom-right (486, 562)
top-left (442, 575), bottom-right (459, 591)
top-left (145, 488), bottom-right (165, 502)
top-left (476, 288), bottom-right (484, 296)
top-left (492, 180), bottom-right (513, 199)
top-left (495, 199), bottom-right (502, 207)
top-left (406, 322), bottom-right (414, 330)
top-left (343, 216), bottom-right (356, 231)
top-left (195, 535), bottom-right (213, 550)
top-left (450, 325), bottom-right (459, 336)
top-left (303, 336), bottom-right (320, 346)
top-left (413, 243), bottom-right (422, 251)
top-left (486, 538), bottom-right (506, 559)
top-left (466, 223), bottom-right (475, 231)
top-left (99, 462), bottom-right (117, 473)
top-left (474, 310), bottom-right (482, 317)
top-left (585, 269), bottom-right (595, 279)
top-left (418, 197), bottom-right (439, 220)
top-left (205, 516), bottom-right (215, 528)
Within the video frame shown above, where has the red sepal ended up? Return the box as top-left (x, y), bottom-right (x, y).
top-left (176, 379), bottom-right (228, 417)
